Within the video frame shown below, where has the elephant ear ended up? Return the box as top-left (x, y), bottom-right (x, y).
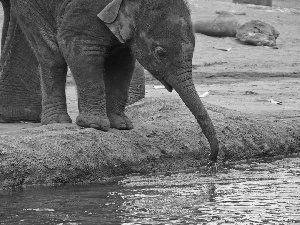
top-left (98, 0), bottom-right (136, 43)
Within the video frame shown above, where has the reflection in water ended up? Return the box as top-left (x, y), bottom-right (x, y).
top-left (1, 156), bottom-right (300, 224)
top-left (0, 183), bottom-right (126, 224)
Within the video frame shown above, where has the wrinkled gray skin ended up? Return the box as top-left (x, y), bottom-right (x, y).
top-left (0, 0), bottom-right (144, 123)
top-left (0, 0), bottom-right (42, 122)
top-left (1, 0), bottom-right (219, 162)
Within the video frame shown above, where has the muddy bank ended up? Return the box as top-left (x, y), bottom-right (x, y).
top-left (1, 92), bottom-right (300, 189)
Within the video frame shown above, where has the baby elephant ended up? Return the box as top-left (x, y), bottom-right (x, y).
top-left (2, 0), bottom-right (219, 163)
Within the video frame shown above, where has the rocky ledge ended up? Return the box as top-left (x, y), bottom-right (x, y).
top-left (1, 97), bottom-right (299, 189)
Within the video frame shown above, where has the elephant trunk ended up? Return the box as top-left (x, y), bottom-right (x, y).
top-left (167, 69), bottom-right (219, 162)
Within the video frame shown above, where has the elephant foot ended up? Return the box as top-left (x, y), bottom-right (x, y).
top-left (76, 113), bottom-right (110, 131)
top-left (0, 106), bottom-right (41, 123)
top-left (108, 113), bottom-right (133, 130)
top-left (41, 113), bottom-right (72, 125)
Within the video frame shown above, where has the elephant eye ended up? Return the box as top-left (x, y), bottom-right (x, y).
top-left (154, 46), bottom-right (167, 59)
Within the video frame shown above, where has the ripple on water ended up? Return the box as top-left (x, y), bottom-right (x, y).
top-left (1, 156), bottom-right (300, 224)
top-left (120, 156), bottom-right (300, 224)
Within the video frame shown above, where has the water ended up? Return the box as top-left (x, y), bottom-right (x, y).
top-left (1, 156), bottom-right (300, 225)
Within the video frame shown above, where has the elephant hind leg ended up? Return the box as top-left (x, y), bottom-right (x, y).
top-left (127, 61), bottom-right (145, 106)
top-left (104, 47), bottom-right (135, 130)
top-left (38, 64), bottom-right (72, 125)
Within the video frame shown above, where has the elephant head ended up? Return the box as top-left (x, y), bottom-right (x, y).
top-left (98, 0), bottom-right (219, 163)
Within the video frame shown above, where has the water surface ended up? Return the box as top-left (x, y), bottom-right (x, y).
top-left (1, 156), bottom-right (300, 224)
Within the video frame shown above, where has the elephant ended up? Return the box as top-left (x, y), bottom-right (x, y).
top-left (0, 0), bottom-right (145, 123)
top-left (0, 0), bottom-right (42, 122)
top-left (193, 12), bottom-right (279, 48)
top-left (1, 0), bottom-right (219, 163)
top-left (193, 12), bottom-right (241, 37)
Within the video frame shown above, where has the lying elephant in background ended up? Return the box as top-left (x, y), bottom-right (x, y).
top-left (0, 0), bottom-right (145, 123)
top-left (193, 12), bottom-right (279, 47)
top-left (193, 12), bottom-right (241, 37)
top-left (1, 0), bottom-right (219, 163)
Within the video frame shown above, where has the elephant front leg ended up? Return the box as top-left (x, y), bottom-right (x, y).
top-left (104, 47), bottom-right (135, 130)
top-left (65, 48), bottom-right (110, 131)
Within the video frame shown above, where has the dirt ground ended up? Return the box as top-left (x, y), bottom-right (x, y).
top-left (0, 0), bottom-right (300, 188)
